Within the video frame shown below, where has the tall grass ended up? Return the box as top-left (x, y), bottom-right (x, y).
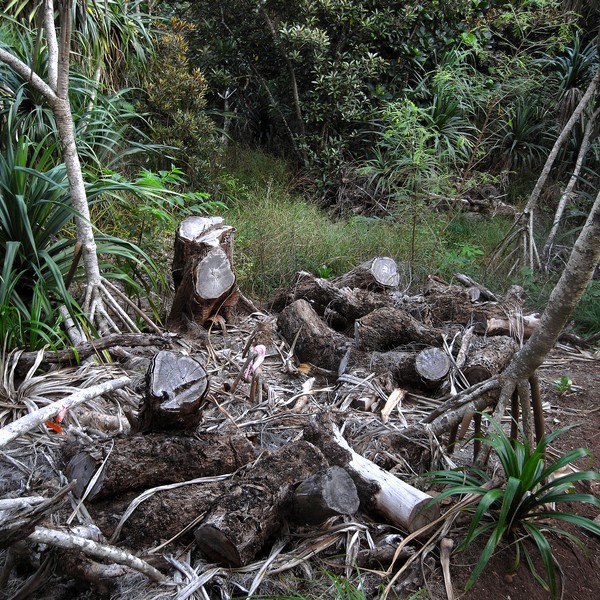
top-left (216, 150), bottom-right (516, 299)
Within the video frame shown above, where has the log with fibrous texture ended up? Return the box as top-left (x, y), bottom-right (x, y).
top-left (138, 350), bottom-right (209, 432)
top-left (331, 257), bottom-right (401, 289)
top-left (63, 432), bottom-right (255, 501)
top-left (292, 466), bottom-right (360, 524)
top-left (167, 216), bottom-right (240, 328)
top-left (194, 440), bottom-right (328, 567)
top-left (354, 306), bottom-right (448, 351)
top-left (306, 421), bottom-right (439, 533)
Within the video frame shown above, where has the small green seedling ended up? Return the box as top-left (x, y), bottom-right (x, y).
top-left (552, 375), bottom-right (573, 395)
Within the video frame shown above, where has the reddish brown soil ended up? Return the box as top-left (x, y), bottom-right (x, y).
top-left (451, 348), bottom-right (600, 600)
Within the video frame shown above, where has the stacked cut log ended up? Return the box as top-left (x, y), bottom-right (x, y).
top-left (275, 259), bottom-right (537, 392)
top-left (167, 216), bottom-right (240, 329)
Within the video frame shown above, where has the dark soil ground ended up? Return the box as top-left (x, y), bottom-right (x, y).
top-left (451, 347), bottom-right (600, 600)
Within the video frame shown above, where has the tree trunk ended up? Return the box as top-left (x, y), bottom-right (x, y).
top-left (331, 257), bottom-right (401, 289)
top-left (63, 432), bottom-right (255, 501)
top-left (542, 107), bottom-right (600, 262)
top-left (167, 216), bottom-right (239, 328)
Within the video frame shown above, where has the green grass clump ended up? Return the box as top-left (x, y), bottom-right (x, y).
top-left (216, 150), bottom-right (516, 299)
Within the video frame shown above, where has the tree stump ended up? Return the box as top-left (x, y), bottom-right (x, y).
top-left (139, 350), bottom-right (209, 432)
top-left (167, 216), bottom-right (240, 328)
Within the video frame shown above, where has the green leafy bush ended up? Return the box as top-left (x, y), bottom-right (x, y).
top-left (425, 421), bottom-right (600, 598)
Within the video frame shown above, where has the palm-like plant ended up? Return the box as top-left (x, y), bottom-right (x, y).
top-left (425, 421), bottom-right (600, 598)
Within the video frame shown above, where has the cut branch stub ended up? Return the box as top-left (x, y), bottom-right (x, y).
top-left (141, 350), bottom-right (208, 432)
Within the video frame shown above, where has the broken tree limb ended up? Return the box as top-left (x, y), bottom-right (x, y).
top-left (0, 377), bottom-right (131, 448)
top-left (330, 425), bottom-right (439, 532)
top-left (28, 526), bottom-right (165, 583)
top-left (292, 466), bottom-right (360, 524)
top-left (138, 350), bottom-right (209, 432)
top-left (0, 484), bottom-right (74, 547)
top-left (63, 432), bottom-right (254, 500)
top-left (194, 440), bottom-right (328, 567)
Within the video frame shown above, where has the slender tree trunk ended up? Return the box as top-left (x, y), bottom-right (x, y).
top-left (523, 69), bottom-right (600, 267)
top-left (542, 108), bottom-right (600, 263)
top-left (524, 68), bottom-right (599, 215)
top-left (495, 186), bottom-right (600, 419)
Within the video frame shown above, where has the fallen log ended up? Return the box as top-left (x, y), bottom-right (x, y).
top-left (138, 350), bottom-right (209, 432)
top-left (292, 466), bottom-right (360, 525)
top-left (278, 300), bottom-right (454, 389)
top-left (268, 271), bottom-right (389, 322)
top-left (277, 299), bottom-right (350, 371)
top-left (306, 420), bottom-right (439, 532)
top-left (64, 432), bottom-right (255, 500)
top-left (354, 306), bottom-right (447, 351)
top-left (194, 440), bottom-right (328, 567)
top-left (167, 216), bottom-right (240, 328)
top-left (415, 347), bottom-right (450, 387)
top-left (331, 257), bottom-right (400, 289)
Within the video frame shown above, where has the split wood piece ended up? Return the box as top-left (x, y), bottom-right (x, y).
top-left (167, 216), bottom-right (240, 328)
top-left (194, 440), bottom-right (328, 567)
top-left (381, 388), bottom-right (407, 425)
top-left (415, 347), bottom-right (450, 387)
top-left (0, 483), bottom-right (74, 548)
top-left (138, 350), bottom-right (209, 432)
top-left (0, 377), bottom-right (131, 448)
top-left (292, 466), bottom-right (360, 524)
top-left (355, 306), bottom-right (446, 351)
top-left (332, 257), bottom-right (401, 289)
top-left (63, 432), bottom-right (255, 501)
top-left (306, 420), bottom-right (439, 532)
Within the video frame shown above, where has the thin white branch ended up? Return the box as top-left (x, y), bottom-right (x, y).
top-left (0, 48), bottom-right (57, 104)
top-left (29, 526), bottom-right (166, 583)
top-left (0, 377), bottom-right (131, 448)
top-left (44, 0), bottom-right (59, 91)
